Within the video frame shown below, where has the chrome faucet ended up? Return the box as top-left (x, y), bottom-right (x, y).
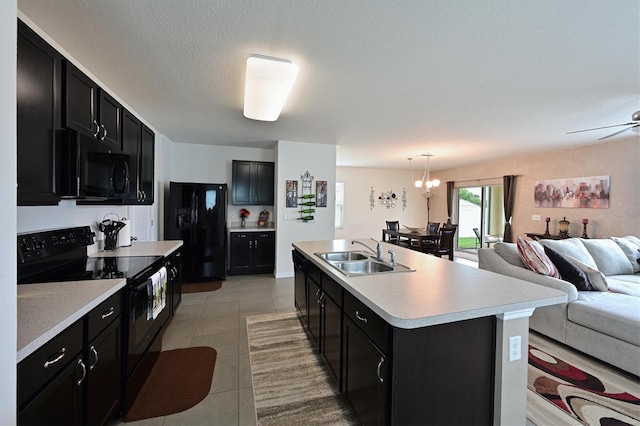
top-left (388, 250), bottom-right (396, 267)
top-left (351, 238), bottom-right (383, 261)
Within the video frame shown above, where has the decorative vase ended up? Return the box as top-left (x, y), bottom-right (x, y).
top-left (241, 217), bottom-right (246, 228)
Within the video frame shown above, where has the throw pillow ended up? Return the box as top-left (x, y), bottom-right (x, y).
top-left (538, 238), bottom-right (598, 270)
top-left (564, 254), bottom-right (609, 291)
top-left (543, 246), bottom-right (594, 291)
top-left (517, 237), bottom-right (560, 278)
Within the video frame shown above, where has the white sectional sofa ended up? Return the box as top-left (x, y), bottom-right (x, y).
top-left (478, 237), bottom-right (640, 377)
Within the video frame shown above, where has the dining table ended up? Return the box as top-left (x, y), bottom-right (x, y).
top-left (382, 228), bottom-right (440, 250)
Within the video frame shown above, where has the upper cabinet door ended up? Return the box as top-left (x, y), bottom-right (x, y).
top-left (63, 60), bottom-right (122, 151)
top-left (231, 160), bottom-right (253, 205)
top-left (17, 20), bottom-right (62, 206)
top-left (121, 108), bottom-right (141, 201)
top-left (254, 162), bottom-right (274, 205)
top-left (98, 90), bottom-right (122, 149)
top-left (63, 60), bottom-right (98, 138)
top-left (139, 125), bottom-right (155, 204)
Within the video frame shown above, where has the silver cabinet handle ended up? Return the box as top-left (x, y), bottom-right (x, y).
top-left (255, 240), bottom-right (258, 248)
top-left (249, 240), bottom-right (253, 248)
top-left (43, 347), bottom-right (66, 368)
top-left (355, 310), bottom-right (368, 323)
top-left (319, 292), bottom-right (325, 308)
top-left (93, 120), bottom-right (100, 138)
top-left (315, 288), bottom-right (321, 303)
top-left (89, 346), bottom-right (98, 371)
top-left (377, 357), bottom-right (384, 383)
top-left (100, 124), bottom-right (107, 141)
top-left (77, 359), bottom-right (87, 386)
top-left (101, 306), bottom-right (115, 319)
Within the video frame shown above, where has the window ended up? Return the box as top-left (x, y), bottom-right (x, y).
top-left (335, 182), bottom-right (344, 229)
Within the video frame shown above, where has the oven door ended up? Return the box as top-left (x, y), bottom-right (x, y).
top-left (126, 276), bottom-right (169, 376)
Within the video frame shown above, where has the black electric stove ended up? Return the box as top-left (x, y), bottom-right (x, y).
top-left (17, 226), bottom-right (163, 284)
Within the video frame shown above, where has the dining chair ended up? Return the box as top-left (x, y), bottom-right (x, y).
top-left (427, 222), bottom-right (440, 234)
top-left (424, 227), bottom-right (457, 261)
top-left (386, 221), bottom-right (410, 247)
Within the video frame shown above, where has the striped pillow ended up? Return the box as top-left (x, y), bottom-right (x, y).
top-left (517, 237), bottom-right (560, 278)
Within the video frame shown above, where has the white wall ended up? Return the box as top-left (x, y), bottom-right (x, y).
top-left (275, 141), bottom-right (337, 278)
top-left (335, 166), bottom-right (428, 241)
top-left (1, 1), bottom-right (17, 422)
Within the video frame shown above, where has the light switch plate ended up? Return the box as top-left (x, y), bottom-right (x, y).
top-left (532, 214), bottom-right (541, 221)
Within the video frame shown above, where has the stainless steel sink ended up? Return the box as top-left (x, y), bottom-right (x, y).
top-left (314, 251), bottom-right (415, 277)
top-left (316, 251), bottom-right (369, 261)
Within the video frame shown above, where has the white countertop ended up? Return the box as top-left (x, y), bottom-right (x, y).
top-left (293, 239), bottom-right (567, 329)
top-left (229, 225), bottom-right (276, 232)
top-left (17, 279), bottom-right (126, 363)
top-left (89, 240), bottom-right (183, 257)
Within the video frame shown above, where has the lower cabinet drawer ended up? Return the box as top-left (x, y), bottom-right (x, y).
top-left (18, 319), bottom-right (83, 408)
top-left (87, 291), bottom-right (122, 342)
top-left (343, 291), bottom-right (391, 354)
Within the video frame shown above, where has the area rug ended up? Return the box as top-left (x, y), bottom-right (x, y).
top-left (528, 344), bottom-right (640, 425)
top-left (181, 281), bottom-right (222, 293)
top-left (123, 346), bottom-right (217, 421)
top-left (247, 311), bottom-right (356, 426)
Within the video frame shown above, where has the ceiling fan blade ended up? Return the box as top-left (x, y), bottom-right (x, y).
top-left (567, 122), bottom-right (637, 134)
top-left (598, 124), bottom-right (639, 140)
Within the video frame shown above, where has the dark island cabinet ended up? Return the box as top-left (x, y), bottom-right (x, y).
top-left (17, 19), bottom-right (62, 206)
top-left (229, 231), bottom-right (275, 275)
top-left (231, 160), bottom-right (274, 205)
top-left (292, 249), bottom-right (496, 425)
top-left (64, 60), bottom-right (122, 151)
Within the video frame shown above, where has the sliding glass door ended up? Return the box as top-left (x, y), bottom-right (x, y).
top-left (456, 185), bottom-right (504, 250)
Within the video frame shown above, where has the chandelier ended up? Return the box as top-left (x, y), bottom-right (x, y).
top-left (408, 153), bottom-right (440, 196)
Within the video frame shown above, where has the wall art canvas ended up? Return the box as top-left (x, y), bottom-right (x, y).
top-left (286, 180), bottom-right (298, 208)
top-left (534, 175), bottom-right (610, 208)
top-left (316, 181), bottom-right (328, 207)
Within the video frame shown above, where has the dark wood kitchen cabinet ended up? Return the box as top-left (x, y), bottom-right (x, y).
top-left (17, 291), bottom-right (123, 426)
top-left (64, 60), bottom-right (122, 150)
top-left (231, 160), bottom-right (274, 205)
top-left (17, 19), bottom-right (62, 206)
top-left (229, 231), bottom-right (275, 275)
top-left (121, 109), bottom-right (155, 204)
top-left (292, 250), bottom-right (308, 325)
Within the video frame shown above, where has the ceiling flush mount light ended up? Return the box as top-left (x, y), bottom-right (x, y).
top-left (408, 153), bottom-right (440, 196)
top-left (243, 54), bottom-right (299, 121)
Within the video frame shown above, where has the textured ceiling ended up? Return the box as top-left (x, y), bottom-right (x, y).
top-left (18, 0), bottom-right (640, 171)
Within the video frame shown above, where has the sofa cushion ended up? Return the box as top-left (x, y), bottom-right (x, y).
top-left (569, 292), bottom-right (640, 346)
top-left (581, 239), bottom-right (635, 276)
top-left (564, 254), bottom-right (609, 291)
top-left (539, 238), bottom-right (598, 270)
top-left (608, 237), bottom-right (640, 273)
top-left (607, 277), bottom-right (640, 297)
top-left (544, 246), bottom-right (593, 291)
top-left (494, 242), bottom-right (525, 267)
top-left (517, 237), bottom-right (560, 278)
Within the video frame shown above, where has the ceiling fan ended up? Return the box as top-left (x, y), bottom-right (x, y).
top-left (567, 110), bottom-right (640, 140)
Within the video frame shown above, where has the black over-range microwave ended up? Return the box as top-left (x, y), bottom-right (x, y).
top-left (59, 130), bottom-right (131, 200)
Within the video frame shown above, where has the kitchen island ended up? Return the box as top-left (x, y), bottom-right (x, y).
top-left (293, 238), bottom-right (567, 425)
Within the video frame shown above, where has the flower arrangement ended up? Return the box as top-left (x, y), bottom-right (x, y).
top-left (239, 208), bottom-right (251, 218)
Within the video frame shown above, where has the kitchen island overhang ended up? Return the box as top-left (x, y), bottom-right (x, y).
top-left (292, 238), bottom-right (567, 425)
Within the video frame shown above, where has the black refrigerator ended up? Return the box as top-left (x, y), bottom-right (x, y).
top-left (165, 182), bottom-right (227, 282)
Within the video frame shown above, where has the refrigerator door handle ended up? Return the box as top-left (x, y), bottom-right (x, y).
top-left (190, 193), bottom-right (197, 244)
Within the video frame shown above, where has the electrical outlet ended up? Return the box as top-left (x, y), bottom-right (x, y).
top-left (285, 213), bottom-right (289, 220)
top-left (509, 335), bottom-right (521, 361)
top-left (532, 214), bottom-right (541, 221)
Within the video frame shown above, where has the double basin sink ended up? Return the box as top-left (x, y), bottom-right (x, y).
top-left (315, 251), bottom-right (414, 277)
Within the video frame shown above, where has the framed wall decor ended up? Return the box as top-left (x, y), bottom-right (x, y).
top-left (534, 175), bottom-right (610, 208)
top-left (286, 180), bottom-right (298, 208)
top-left (316, 180), bottom-right (327, 207)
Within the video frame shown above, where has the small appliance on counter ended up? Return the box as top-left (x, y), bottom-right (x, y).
top-left (119, 217), bottom-right (132, 247)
